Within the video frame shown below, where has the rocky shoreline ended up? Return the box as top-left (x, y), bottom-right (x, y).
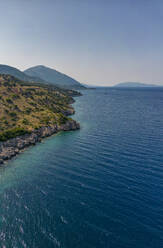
top-left (0, 119), bottom-right (80, 165)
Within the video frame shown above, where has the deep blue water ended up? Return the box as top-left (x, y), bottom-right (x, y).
top-left (0, 88), bottom-right (163, 248)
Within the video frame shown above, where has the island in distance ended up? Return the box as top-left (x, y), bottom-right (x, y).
top-left (114, 82), bottom-right (162, 88)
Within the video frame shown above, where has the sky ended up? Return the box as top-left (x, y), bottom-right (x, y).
top-left (0, 0), bottom-right (163, 86)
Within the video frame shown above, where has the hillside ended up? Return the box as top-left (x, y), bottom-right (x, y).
top-left (24, 65), bottom-right (85, 90)
top-left (0, 64), bottom-right (46, 84)
top-left (114, 82), bottom-right (161, 87)
top-left (0, 74), bottom-right (79, 142)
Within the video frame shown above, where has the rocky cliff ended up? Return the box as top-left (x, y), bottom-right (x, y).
top-left (0, 119), bottom-right (80, 164)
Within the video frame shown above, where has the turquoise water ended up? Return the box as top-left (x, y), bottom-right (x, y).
top-left (0, 88), bottom-right (163, 248)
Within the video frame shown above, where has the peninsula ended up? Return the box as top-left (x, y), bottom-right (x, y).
top-left (0, 74), bottom-right (80, 164)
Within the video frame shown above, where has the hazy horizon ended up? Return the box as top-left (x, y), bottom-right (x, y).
top-left (1, 0), bottom-right (163, 86)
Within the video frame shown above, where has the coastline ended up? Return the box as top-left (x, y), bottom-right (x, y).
top-left (0, 119), bottom-right (80, 165)
top-left (0, 74), bottom-right (82, 165)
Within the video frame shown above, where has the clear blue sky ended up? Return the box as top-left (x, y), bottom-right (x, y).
top-left (0, 0), bottom-right (163, 86)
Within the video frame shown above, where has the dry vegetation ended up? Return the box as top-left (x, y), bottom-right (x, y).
top-left (0, 74), bottom-right (76, 141)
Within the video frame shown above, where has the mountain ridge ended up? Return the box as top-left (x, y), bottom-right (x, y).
top-left (24, 65), bottom-right (85, 90)
top-left (0, 64), bottom-right (85, 90)
top-left (0, 64), bottom-right (46, 84)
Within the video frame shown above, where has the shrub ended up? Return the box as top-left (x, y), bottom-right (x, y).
top-left (22, 118), bottom-right (30, 125)
top-left (25, 107), bottom-right (32, 114)
top-left (12, 94), bottom-right (20, 100)
top-left (58, 114), bottom-right (68, 125)
top-left (6, 98), bottom-right (13, 104)
top-left (9, 112), bottom-right (17, 118)
top-left (0, 127), bottom-right (30, 141)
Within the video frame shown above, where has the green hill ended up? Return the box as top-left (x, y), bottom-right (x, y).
top-left (24, 65), bottom-right (85, 90)
top-left (0, 64), bottom-right (46, 84)
top-left (0, 64), bottom-right (85, 90)
top-left (0, 74), bottom-right (79, 141)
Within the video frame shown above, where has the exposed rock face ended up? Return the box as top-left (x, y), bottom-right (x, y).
top-left (0, 120), bottom-right (80, 165)
top-left (61, 107), bottom-right (75, 116)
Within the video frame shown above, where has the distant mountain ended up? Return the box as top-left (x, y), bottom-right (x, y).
top-left (0, 64), bottom-right (85, 90)
top-left (0, 64), bottom-right (45, 84)
top-left (24, 65), bottom-right (85, 90)
top-left (114, 82), bottom-right (162, 87)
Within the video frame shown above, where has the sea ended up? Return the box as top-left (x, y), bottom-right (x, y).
top-left (0, 87), bottom-right (163, 248)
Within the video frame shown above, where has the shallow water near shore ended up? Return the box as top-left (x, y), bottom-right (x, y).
top-left (0, 88), bottom-right (163, 248)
